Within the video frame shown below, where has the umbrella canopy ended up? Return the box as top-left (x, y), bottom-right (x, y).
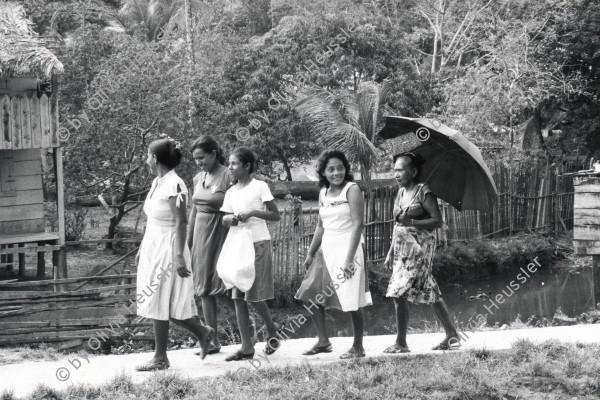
top-left (379, 117), bottom-right (498, 212)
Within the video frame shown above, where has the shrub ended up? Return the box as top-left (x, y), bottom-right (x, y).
top-left (45, 203), bottom-right (89, 241)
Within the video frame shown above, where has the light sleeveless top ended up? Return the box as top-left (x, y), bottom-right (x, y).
top-left (319, 181), bottom-right (358, 232)
top-left (144, 169), bottom-right (188, 228)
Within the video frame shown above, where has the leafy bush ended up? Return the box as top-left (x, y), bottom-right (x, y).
top-left (45, 203), bottom-right (89, 241)
top-left (432, 233), bottom-right (558, 283)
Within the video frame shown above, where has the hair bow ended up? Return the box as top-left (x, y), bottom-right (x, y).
top-left (159, 133), bottom-right (182, 149)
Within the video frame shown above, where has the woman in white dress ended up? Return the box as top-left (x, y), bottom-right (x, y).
top-left (134, 138), bottom-right (214, 371)
top-left (296, 150), bottom-right (372, 359)
top-left (220, 147), bottom-right (281, 361)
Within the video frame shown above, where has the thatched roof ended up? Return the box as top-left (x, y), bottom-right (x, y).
top-left (0, 2), bottom-right (63, 78)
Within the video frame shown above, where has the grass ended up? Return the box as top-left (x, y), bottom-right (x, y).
top-left (2, 341), bottom-right (600, 399)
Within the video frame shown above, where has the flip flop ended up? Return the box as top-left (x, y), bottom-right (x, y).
top-left (135, 360), bottom-right (169, 371)
top-left (302, 343), bottom-right (333, 356)
top-left (383, 344), bottom-right (410, 354)
top-left (339, 347), bottom-right (365, 359)
top-left (225, 350), bottom-right (255, 362)
top-left (432, 337), bottom-right (462, 351)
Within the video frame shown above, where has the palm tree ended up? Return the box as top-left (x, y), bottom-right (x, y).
top-left (0, 2), bottom-right (64, 77)
top-left (295, 81), bottom-right (392, 195)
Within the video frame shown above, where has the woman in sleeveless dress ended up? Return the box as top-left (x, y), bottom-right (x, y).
top-left (384, 152), bottom-right (460, 353)
top-left (188, 136), bottom-right (231, 354)
top-left (296, 150), bottom-right (372, 359)
top-left (134, 138), bottom-right (214, 371)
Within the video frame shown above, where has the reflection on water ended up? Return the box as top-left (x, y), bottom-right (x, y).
top-left (290, 266), bottom-right (595, 339)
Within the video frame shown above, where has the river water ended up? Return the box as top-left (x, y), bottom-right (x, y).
top-left (287, 265), bottom-right (595, 338)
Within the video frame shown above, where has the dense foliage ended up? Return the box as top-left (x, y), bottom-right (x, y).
top-left (20, 0), bottom-right (600, 195)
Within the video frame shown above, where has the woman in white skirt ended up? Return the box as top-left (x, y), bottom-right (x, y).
top-left (134, 137), bottom-right (214, 371)
top-left (296, 150), bottom-right (372, 359)
top-left (220, 147), bottom-right (281, 361)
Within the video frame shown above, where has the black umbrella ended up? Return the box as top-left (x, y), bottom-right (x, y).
top-left (379, 116), bottom-right (498, 212)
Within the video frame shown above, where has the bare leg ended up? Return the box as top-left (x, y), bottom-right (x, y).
top-left (312, 305), bottom-right (330, 346)
top-left (349, 309), bottom-right (364, 350)
top-left (431, 298), bottom-right (458, 339)
top-left (170, 316), bottom-right (212, 341)
top-left (170, 316), bottom-right (214, 359)
top-left (201, 295), bottom-right (220, 347)
top-left (143, 319), bottom-right (169, 364)
top-left (251, 301), bottom-right (277, 337)
top-left (233, 299), bottom-right (255, 354)
top-left (385, 297), bottom-right (410, 353)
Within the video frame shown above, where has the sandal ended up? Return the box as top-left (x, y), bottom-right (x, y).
top-left (197, 327), bottom-right (215, 360)
top-left (194, 343), bottom-right (221, 356)
top-left (225, 350), bottom-right (255, 362)
top-left (339, 347), bottom-right (365, 359)
top-left (264, 336), bottom-right (281, 356)
top-left (432, 337), bottom-right (461, 351)
top-left (135, 360), bottom-right (170, 371)
top-left (302, 343), bottom-right (333, 356)
top-left (383, 344), bottom-right (410, 354)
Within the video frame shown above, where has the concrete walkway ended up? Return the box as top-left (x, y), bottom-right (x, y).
top-left (1, 324), bottom-right (599, 398)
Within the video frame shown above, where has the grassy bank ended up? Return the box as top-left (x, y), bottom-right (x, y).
top-left (2, 340), bottom-right (599, 400)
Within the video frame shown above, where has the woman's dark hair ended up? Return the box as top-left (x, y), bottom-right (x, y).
top-left (231, 147), bottom-right (256, 174)
top-left (149, 138), bottom-right (182, 169)
top-left (393, 152), bottom-right (425, 181)
top-left (190, 135), bottom-right (226, 165)
top-left (316, 149), bottom-right (354, 188)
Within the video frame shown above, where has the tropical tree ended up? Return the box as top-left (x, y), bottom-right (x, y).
top-left (294, 80), bottom-right (392, 193)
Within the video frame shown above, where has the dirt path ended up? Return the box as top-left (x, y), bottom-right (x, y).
top-left (1, 324), bottom-right (599, 398)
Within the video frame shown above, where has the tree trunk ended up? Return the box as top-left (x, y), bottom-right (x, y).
top-left (276, 146), bottom-right (293, 181)
top-left (184, 0), bottom-right (195, 133)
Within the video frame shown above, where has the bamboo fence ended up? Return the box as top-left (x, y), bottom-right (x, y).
top-left (270, 160), bottom-right (578, 284)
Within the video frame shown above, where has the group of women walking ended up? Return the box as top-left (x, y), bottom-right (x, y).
top-left (133, 136), bottom-right (460, 371)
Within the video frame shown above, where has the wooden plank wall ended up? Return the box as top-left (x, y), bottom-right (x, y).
top-left (573, 177), bottom-right (600, 255)
top-left (0, 94), bottom-right (58, 150)
top-left (0, 149), bottom-right (44, 235)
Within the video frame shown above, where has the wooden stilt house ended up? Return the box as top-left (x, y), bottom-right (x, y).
top-left (0, 2), bottom-right (66, 280)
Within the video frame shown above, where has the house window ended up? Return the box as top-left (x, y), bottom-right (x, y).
top-left (0, 152), bottom-right (16, 197)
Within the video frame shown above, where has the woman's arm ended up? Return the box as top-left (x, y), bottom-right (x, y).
top-left (169, 188), bottom-right (191, 278)
top-left (302, 216), bottom-right (324, 270)
top-left (238, 200), bottom-right (280, 222)
top-left (187, 205), bottom-right (197, 249)
top-left (343, 185), bottom-right (365, 278)
top-left (397, 193), bottom-right (443, 229)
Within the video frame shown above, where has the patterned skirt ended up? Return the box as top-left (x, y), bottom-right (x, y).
top-left (386, 224), bottom-right (441, 304)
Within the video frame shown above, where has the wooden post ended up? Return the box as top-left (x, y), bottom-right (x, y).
top-left (6, 244), bottom-right (13, 272)
top-left (37, 244), bottom-right (45, 278)
top-left (53, 147), bottom-right (67, 289)
top-left (593, 256), bottom-right (600, 309)
top-left (18, 243), bottom-right (25, 276)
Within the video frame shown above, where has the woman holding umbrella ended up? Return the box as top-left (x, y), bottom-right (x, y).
top-left (383, 152), bottom-right (460, 353)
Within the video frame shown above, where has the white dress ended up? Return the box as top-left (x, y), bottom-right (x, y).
top-left (319, 182), bottom-right (372, 311)
top-left (136, 169), bottom-right (198, 321)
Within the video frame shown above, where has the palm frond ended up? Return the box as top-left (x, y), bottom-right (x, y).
top-left (295, 90), bottom-right (379, 165)
top-left (0, 2), bottom-right (63, 78)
